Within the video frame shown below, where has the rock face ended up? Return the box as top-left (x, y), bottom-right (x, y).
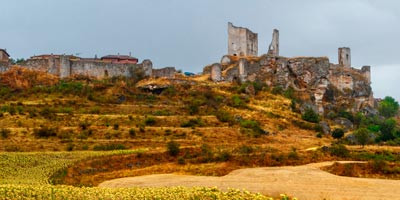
top-left (206, 53), bottom-right (374, 115)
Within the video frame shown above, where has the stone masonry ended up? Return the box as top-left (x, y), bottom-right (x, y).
top-left (228, 22), bottom-right (258, 56)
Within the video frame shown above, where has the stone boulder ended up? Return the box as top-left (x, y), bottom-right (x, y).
top-left (334, 117), bottom-right (354, 132)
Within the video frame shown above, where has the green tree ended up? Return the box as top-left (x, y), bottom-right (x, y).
top-left (378, 96), bottom-right (399, 118)
top-left (379, 118), bottom-right (397, 141)
top-left (354, 128), bottom-right (371, 148)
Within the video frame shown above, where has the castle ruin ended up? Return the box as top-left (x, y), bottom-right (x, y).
top-left (206, 23), bottom-right (374, 115)
top-left (228, 22), bottom-right (258, 56)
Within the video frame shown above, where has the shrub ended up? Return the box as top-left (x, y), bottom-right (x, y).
top-left (39, 107), bottom-right (56, 119)
top-left (332, 128), bottom-right (345, 139)
top-left (288, 149), bottom-right (299, 160)
top-left (240, 120), bottom-right (267, 137)
top-left (129, 129), bottom-right (136, 137)
top-left (33, 126), bottom-right (57, 138)
top-left (330, 144), bottom-right (350, 158)
top-left (144, 116), bottom-right (156, 126)
top-left (216, 151), bottom-right (231, 162)
top-left (166, 141), bottom-right (180, 157)
top-left (1, 128), bottom-right (11, 139)
top-left (230, 95), bottom-right (247, 108)
top-left (181, 118), bottom-right (204, 128)
top-left (215, 110), bottom-right (234, 124)
top-left (113, 123), bottom-right (119, 130)
top-left (302, 108), bottom-right (320, 123)
top-left (271, 86), bottom-right (283, 95)
top-left (93, 143), bottom-right (127, 151)
top-left (79, 121), bottom-right (90, 130)
top-left (177, 156), bottom-right (185, 165)
top-left (238, 145), bottom-right (253, 155)
top-left (66, 143), bottom-right (74, 151)
top-left (378, 96), bottom-right (399, 118)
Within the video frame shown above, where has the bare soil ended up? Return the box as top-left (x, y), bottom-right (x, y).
top-left (99, 161), bottom-right (400, 200)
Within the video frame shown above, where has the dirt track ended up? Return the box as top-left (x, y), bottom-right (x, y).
top-left (99, 161), bottom-right (400, 200)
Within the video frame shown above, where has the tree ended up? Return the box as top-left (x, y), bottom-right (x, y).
top-left (379, 118), bottom-right (397, 141)
top-left (354, 128), bottom-right (371, 148)
top-left (332, 128), bottom-right (345, 139)
top-left (378, 96), bottom-right (399, 118)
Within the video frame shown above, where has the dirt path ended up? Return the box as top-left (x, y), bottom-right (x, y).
top-left (99, 161), bottom-right (400, 200)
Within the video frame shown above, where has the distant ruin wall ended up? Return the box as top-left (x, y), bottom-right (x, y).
top-left (152, 67), bottom-right (175, 79)
top-left (0, 62), bottom-right (9, 73)
top-left (70, 60), bottom-right (134, 78)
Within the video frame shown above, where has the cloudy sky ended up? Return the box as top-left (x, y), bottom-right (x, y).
top-left (0, 0), bottom-right (399, 100)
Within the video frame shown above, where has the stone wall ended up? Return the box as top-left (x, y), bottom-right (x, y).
top-left (228, 22), bottom-right (258, 56)
top-left (0, 61), bottom-right (9, 73)
top-left (152, 67), bottom-right (176, 79)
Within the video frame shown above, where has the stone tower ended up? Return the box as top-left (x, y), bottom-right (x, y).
top-left (268, 29), bottom-right (279, 56)
top-left (338, 47), bottom-right (351, 68)
top-left (60, 55), bottom-right (71, 78)
top-left (228, 22), bottom-right (258, 56)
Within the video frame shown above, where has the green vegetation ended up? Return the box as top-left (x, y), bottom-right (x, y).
top-left (240, 119), bottom-right (267, 137)
top-left (354, 128), bottom-right (372, 147)
top-left (332, 128), bottom-right (345, 139)
top-left (92, 144), bottom-right (127, 151)
top-left (166, 141), bottom-right (180, 157)
top-left (378, 96), bottom-right (399, 118)
top-left (302, 108), bottom-right (320, 123)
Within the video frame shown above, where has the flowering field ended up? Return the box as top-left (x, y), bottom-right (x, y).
top-left (0, 150), bottom-right (144, 185)
top-left (0, 150), bottom-right (295, 200)
top-left (0, 185), bottom-right (282, 200)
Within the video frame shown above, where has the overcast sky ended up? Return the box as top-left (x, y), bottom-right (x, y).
top-left (1, 0), bottom-right (399, 100)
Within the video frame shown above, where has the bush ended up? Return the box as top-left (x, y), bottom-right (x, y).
top-left (181, 118), bottom-right (204, 128)
top-left (302, 108), bottom-right (320, 123)
top-left (240, 119), bottom-right (267, 137)
top-left (166, 141), bottom-right (180, 157)
top-left (144, 117), bottom-right (156, 126)
top-left (1, 129), bottom-right (11, 139)
top-left (215, 110), bottom-right (234, 124)
top-left (378, 96), bottom-right (399, 118)
top-left (113, 123), bottom-right (119, 130)
top-left (33, 126), bottom-right (57, 138)
top-left (177, 156), bottom-right (185, 165)
top-left (330, 144), bottom-right (350, 158)
top-left (216, 151), bottom-right (231, 162)
top-left (93, 143), bottom-right (127, 151)
top-left (271, 86), bottom-right (283, 95)
top-left (230, 95), bottom-right (247, 108)
top-left (129, 129), bottom-right (136, 137)
top-left (379, 118), bottom-right (397, 141)
top-left (332, 128), bottom-right (345, 139)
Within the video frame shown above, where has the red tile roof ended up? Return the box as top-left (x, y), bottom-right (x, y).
top-left (101, 55), bottom-right (138, 60)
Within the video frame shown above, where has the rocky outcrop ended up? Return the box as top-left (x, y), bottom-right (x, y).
top-left (206, 54), bottom-right (374, 115)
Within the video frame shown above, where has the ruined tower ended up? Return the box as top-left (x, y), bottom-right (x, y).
top-left (228, 22), bottom-right (258, 56)
top-left (338, 47), bottom-right (351, 68)
top-left (268, 29), bottom-right (279, 56)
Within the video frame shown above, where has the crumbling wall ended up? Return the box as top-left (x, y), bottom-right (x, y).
top-left (228, 22), bottom-right (258, 56)
top-left (268, 29), bottom-right (279, 56)
top-left (70, 60), bottom-right (134, 78)
top-left (24, 58), bottom-right (60, 75)
top-left (152, 67), bottom-right (175, 79)
top-left (338, 47), bottom-right (351, 68)
top-left (210, 63), bottom-right (222, 82)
